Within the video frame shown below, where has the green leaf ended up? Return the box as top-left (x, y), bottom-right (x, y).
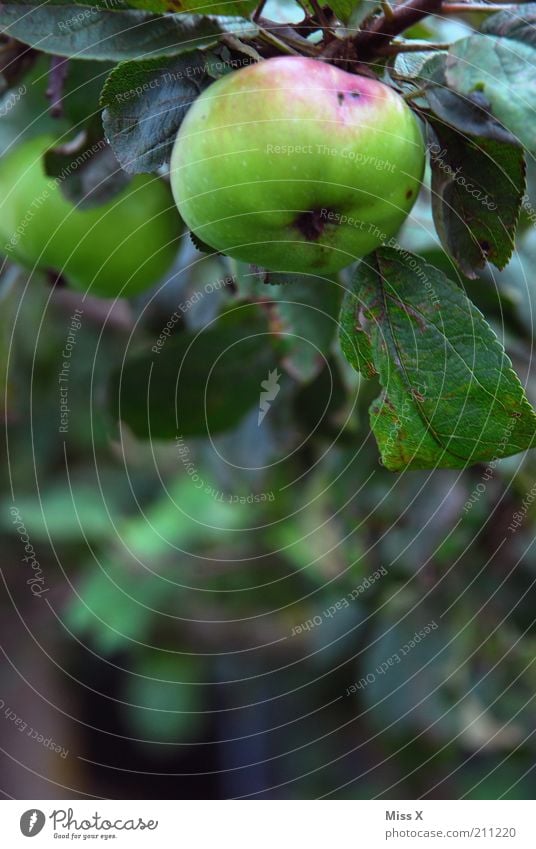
top-left (302, 0), bottom-right (355, 23)
top-left (124, 652), bottom-right (206, 744)
top-left (66, 474), bottom-right (247, 652)
top-left (393, 49), bottom-right (443, 81)
top-left (2, 472), bottom-right (122, 541)
top-left (44, 128), bottom-right (131, 207)
top-left (128, 0), bottom-right (257, 14)
top-left (0, 5), bottom-right (254, 61)
top-left (110, 306), bottom-right (278, 439)
top-left (339, 247), bottom-right (536, 470)
top-left (236, 267), bottom-right (342, 382)
top-left (418, 54), bottom-right (520, 146)
top-left (427, 120), bottom-right (525, 277)
top-left (66, 560), bottom-right (176, 652)
top-left (483, 2), bottom-right (536, 48)
top-left (445, 35), bottom-right (536, 153)
top-left (326, 0), bottom-right (355, 24)
top-left (101, 51), bottom-right (210, 174)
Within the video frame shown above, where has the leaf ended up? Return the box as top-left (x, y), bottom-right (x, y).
top-left (44, 127), bottom-right (131, 207)
top-left (110, 307), bottom-right (278, 439)
top-left (2, 471), bottom-right (123, 541)
top-left (339, 247), bottom-right (536, 470)
top-left (419, 54), bottom-right (520, 146)
top-left (483, 2), bottom-right (536, 48)
top-left (101, 51), bottom-right (210, 174)
top-left (128, 0), bottom-right (258, 15)
top-left (445, 35), bottom-right (536, 153)
top-left (393, 49), bottom-right (443, 81)
top-left (325, 0), bottom-right (355, 24)
top-left (236, 266), bottom-right (342, 382)
top-left (66, 559), bottom-right (176, 652)
top-left (124, 652), bottom-right (206, 744)
top-left (301, 0), bottom-right (355, 23)
top-left (427, 120), bottom-right (525, 277)
top-left (0, 5), bottom-right (255, 61)
top-left (66, 474), bottom-right (247, 652)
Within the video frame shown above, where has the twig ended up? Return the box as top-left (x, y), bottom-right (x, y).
top-left (257, 26), bottom-right (303, 55)
top-left (310, 0), bottom-right (334, 34)
top-left (378, 39), bottom-right (451, 53)
top-left (380, 0), bottom-right (396, 21)
top-left (252, 0), bottom-right (267, 22)
top-left (442, 2), bottom-right (518, 10)
top-left (257, 18), bottom-right (322, 55)
top-left (353, 0), bottom-right (444, 54)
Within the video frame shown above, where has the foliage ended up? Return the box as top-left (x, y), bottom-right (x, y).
top-left (2, 0), bottom-right (536, 800)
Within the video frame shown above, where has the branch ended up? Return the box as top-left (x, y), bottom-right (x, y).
top-left (352, 0), bottom-right (444, 57)
top-left (442, 2), bottom-right (518, 10)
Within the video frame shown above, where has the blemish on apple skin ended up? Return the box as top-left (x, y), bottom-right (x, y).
top-left (405, 189), bottom-right (413, 199)
top-left (337, 92), bottom-right (345, 105)
top-left (293, 208), bottom-right (332, 241)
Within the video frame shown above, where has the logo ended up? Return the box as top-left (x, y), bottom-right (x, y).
top-left (20, 810), bottom-right (46, 837)
top-left (258, 369), bottom-right (281, 425)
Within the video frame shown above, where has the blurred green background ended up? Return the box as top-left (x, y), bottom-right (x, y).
top-left (2, 12), bottom-right (536, 801)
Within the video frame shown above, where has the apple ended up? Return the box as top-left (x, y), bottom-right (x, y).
top-left (0, 135), bottom-right (180, 297)
top-left (170, 56), bottom-right (425, 276)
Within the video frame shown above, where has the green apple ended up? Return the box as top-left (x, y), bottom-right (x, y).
top-left (0, 135), bottom-right (180, 297)
top-left (170, 56), bottom-right (425, 276)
